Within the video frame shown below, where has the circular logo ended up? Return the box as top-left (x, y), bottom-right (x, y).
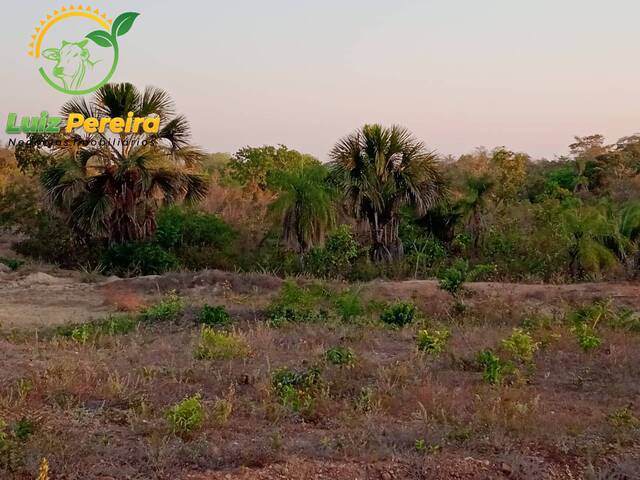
top-left (28, 5), bottom-right (139, 95)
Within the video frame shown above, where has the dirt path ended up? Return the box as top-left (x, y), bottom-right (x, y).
top-left (1, 267), bottom-right (639, 329)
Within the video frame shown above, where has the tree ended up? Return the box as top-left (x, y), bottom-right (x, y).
top-left (269, 161), bottom-right (336, 253)
top-left (33, 83), bottom-right (208, 244)
top-left (329, 124), bottom-right (445, 262)
top-left (456, 174), bottom-right (494, 248)
top-left (491, 147), bottom-right (528, 201)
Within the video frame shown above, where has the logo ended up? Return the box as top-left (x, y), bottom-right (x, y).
top-left (28, 5), bottom-right (139, 95)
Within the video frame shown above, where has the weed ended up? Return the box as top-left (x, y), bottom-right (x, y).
top-left (607, 407), bottom-right (640, 429)
top-left (380, 302), bottom-right (417, 327)
top-left (325, 346), bottom-right (356, 367)
top-left (267, 280), bottom-right (325, 326)
top-left (416, 328), bottom-right (450, 354)
top-left (573, 323), bottom-right (602, 351)
top-left (272, 366), bottom-right (322, 414)
top-left (333, 289), bottom-right (364, 322)
top-left (0, 256), bottom-right (24, 271)
top-left (13, 417), bottom-right (34, 442)
top-left (166, 394), bottom-right (205, 436)
top-left (56, 315), bottom-right (138, 343)
top-left (194, 326), bottom-right (249, 360)
top-left (477, 350), bottom-right (513, 385)
top-left (140, 291), bottom-right (184, 322)
top-left (196, 304), bottom-right (231, 328)
top-left (211, 398), bottom-right (234, 426)
top-left (501, 328), bottom-right (539, 362)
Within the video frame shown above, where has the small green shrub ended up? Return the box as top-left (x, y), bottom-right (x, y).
top-left (267, 280), bottom-right (324, 326)
top-left (13, 417), bottom-right (34, 442)
top-left (501, 328), bottom-right (539, 362)
top-left (437, 261), bottom-right (468, 297)
top-left (56, 315), bottom-right (138, 343)
top-left (0, 257), bottom-right (24, 271)
top-left (325, 346), bottom-right (356, 367)
top-left (102, 242), bottom-right (179, 276)
top-left (380, 302), bottom-right (417, 327)
top-left (477, 350), bottom-right (513, 385)
top-left (197, 304), bottom-right (231, 328)
top-left (304, 225), bottom-right (360, 279)
top-left (417, 328), bottom-right (450, 354)
top-left (211, 398), bottom-right (234, 426)
top-left (139, 291), bottom-right (184, 323)
top-left (194, 326), bottom-right (249, 360)
top-left (573, 323), bottom-right (602, 351)
top-left (166, 394), bottom-right (205, 435)
top-left (333, 289), bottom-right (364, 322)
top-left (272, 366), bottom-right (322, 414)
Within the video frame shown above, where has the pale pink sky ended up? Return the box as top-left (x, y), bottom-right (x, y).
top-left (2, 0), bottom-right (640, 160)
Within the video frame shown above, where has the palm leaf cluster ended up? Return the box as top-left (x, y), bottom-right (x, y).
top-left (39, 83), bottom-right (207, 243)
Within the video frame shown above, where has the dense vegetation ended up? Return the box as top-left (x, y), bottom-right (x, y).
top-left (2, 84), bottom-right (640, 282)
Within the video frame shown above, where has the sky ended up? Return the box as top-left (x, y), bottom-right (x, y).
top-left (2, 0), bottom-right (640, 161)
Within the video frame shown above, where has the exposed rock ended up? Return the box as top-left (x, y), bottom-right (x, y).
top-left (0, 263), bottom-right (11, 274)
top-left (20, 272), bottom-right (73, 286)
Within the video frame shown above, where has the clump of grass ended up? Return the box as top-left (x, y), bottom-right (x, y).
top-left (197, 304), bottom-right (231, 328)
top-left (211, 398), bottom-right (234, 426)
top-left (0, 257), bottom-right (24, 271)
top-left (166, 394), bottom-right (205, 436)
top-left (417, 328), bottom-right (450, 355)
top-left (56, 314), bottom-right (138, 343)
top-left (380, 302), bottom-right (417, 327)
top-left (324, 346), bottom-right (356, 367)
top-left (501, 328), bottom-right (539, 362)
top-left (266, 280), bottom-right (325, 326)
top-left (272, 366), bottom-right (323, 414)
top-left (139, 290), bottom-right (183, 322)
top-left (477, 350), bottom-right (514, 385)
top-left (194, 326), bottom-right (249, 360)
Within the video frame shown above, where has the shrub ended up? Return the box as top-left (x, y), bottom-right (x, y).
top-left (272, 366), bottom-right (322, 414)
top-left (380, 302), bottom-right (417, 327)
top-left (304, 225), bottom-right (360, 278)
top-left (139, 291), bottom-right (184, 322)
top-left (325, 346), bottom-right (356, 367)
top-left (417, 328), bottom-right (450, 354)
top-left (166, 394), bottom-right (205, 435)
top-left (194, 326), bottom-right (249, 360)
top-left (477, 350), bottom-right (513, 385)
top-left (211, 398), bottom-right (234, 426)
top-left (437, 261), bottom-right (468, 297)
top-left (573, 323), bottom-right (602, 351)
top-left (501, 328), bottom-right (539, 362)
top-left (13, 417), bottom-right (34, 442)
top-left (156, 206), bottom-right (235, 250)
top-left (56, 315), bottom-right (138, 343)
top-left (102, 242), bottom-right (179, 276)
top-left (266, 280), bottom-right (324, 326)
top-left (197, 305), bottom-right (231, 328)
top-left (0, 257), bottom-right (24, 271)
top-left (333, 289), bottom-right (364, 322)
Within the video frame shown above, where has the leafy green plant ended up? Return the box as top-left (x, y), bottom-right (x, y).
top-left (305, 225), bottom-right (360, 278)
top-left (380, 302), bottom-right (417, 327)
top-left (417, 328), bottom-right (450, 355)
top-left (272, 366), bottom-right (322, 414)
top-left (477, 350), bottom-right (513, 385)
top-left (266, 280), bottom-right (324, 326)
top-left (211, 398), bottom-right (234, 426)
top-left (197, 305), bottom-right (231, 328)
top-left (139, 291), bottom-right (183, 323)
top-left (56, 315), bottom-right (138, 343)
top-left (0, 257), bottom-right (24, 271)
top-left (13, 417), bottom-right (34, 442)
top-left (325, 346), bottom-right (356, 367)
top-left (102, 241), bottom-right (179, 276)
top-left (166, 394), bottom-right (205, 436)
top-left (574, 323), bottom-right (602, 351)
top-left (194, 326), bottom-right (249, 360)
top-left (333, 288), bottom-right (364, 322)
top-left (501, 328), bottom-right (539, 362)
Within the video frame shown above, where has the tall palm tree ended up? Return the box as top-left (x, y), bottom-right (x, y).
top-left (39, 83), bottom-right (207, 244)
top-left (269, 162), bottom-right (336, 253)
top-left (330, 124), bottom-right (445, 262)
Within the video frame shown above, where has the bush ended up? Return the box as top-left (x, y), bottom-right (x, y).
top-left (304, 225), bottom-right (360, 278)
top-left (333, 289), bottom-right (364, 322)
top-left (417, 328), bottom-right (450, 354)
top-left (573, 324), bottom-right (602, 351)
top-left (197, 305), bottom-right (231, 328)
top-left (102, 242), bottom-right (179, 276)
top-left (139, 291), bottom-right (184, 322)
top-left (166, 394), bottom-right (205, 435)
top-left (194, 326), bottom-right (249, 360)
top-left (0, 257), bottom-right (24, 271)
top-left (437, 261), bottom-right (468, 297)
top-left (501, 328), bottom-right (539, 362)
top-left (156, 206), bottom-right (235, 250)
top-left (272, 366), bottom-right (322, 414)
top-left (266, 280), bottom-right (324, 326)
top-left (56, 315), bottom-right (138, 343)
top-left (477, 350), bottom-right (513, 385)
top-left (380, 302), bottom-right (417, 327)
top-left (324, 346), bottom-right (356, 367)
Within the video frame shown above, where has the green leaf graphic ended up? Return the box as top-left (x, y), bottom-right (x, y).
top-left (86, 30), bottom-right (114, 48)
top-left (112, 12), bottom-right (140, 37)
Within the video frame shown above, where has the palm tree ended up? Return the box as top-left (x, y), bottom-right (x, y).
top-left (39, 83), bottom-right (207, 244)
top-left (269, 161), bottom-right (336, 253)
top-left (619, 202), bottom-right (640, 274)
top-left (455, 174), bottom-right (494, 248)
top-left (330, 124), bottom-right (444, 262)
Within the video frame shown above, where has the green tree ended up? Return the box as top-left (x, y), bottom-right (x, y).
top-left (29, 83), bottom-right (207, 244)
top-left (455, 174), bottom-right (494, 248)
top-left (269, 162), bottom-right (336, 253)
top-left (329, 124), bottom-right (445, 262)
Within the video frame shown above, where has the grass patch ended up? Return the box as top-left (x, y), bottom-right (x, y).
top-left (194, 326), bottom-right (249, 360)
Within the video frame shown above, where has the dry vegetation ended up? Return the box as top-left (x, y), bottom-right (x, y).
top-left (0, 272), bottom-right (639, 479)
